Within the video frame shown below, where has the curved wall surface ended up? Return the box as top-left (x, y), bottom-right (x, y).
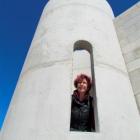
top-left (1, 0), bottom-right (140, 140)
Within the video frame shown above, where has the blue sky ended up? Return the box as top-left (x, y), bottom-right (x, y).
top-left (0, 0), bottom-right (139, 129)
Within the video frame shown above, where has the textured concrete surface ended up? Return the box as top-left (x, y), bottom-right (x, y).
top-left (114, 1), bottom-right (140, 111)
top-left (1, 0), bottom-right (140, 140)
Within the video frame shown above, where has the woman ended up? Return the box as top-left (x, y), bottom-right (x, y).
top-left (70, 74), bottom-right (95, 132)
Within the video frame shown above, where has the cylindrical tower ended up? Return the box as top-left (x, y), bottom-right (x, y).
top-left (1, 0), bottom-right (140, 140)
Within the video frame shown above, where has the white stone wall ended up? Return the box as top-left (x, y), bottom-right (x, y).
top-left (1, 0), bottom-right (140, 140)
top-left (114, 2), bottom-right (140, 112)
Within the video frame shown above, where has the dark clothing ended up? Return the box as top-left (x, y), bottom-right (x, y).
top-left (70, 92), bottom-right (95, 132)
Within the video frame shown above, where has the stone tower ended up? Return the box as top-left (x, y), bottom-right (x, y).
top-left (1, 0), bottom-right (140, 140)
top-left (114, 2), bottom-right (140, 112)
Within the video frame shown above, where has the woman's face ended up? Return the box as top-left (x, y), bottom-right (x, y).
top-left (77, 78), bottom-right (88, 94)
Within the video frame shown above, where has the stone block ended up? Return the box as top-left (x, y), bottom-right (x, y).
top-left (123, 52), bottom-right (138, 63)
top-left (129, 68), bottom-right (140, 94)
top-left (123, 47), bottom-right (140, 63)
top-left (127, 58), bottom-right (140, 72)
top-left (121, 39), bottom-right (140, 54)
top-left (135, 93), bottom-right (140, 112)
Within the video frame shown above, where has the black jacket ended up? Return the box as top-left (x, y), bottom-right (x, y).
top-left (70, 93), bottom-right (95, 132)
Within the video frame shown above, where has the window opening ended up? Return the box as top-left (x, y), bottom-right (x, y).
top-left (70, 40), bottom-right (98, 132)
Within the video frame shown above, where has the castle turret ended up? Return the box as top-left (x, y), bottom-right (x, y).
top-left (1, 0), bottom-right (140, 140)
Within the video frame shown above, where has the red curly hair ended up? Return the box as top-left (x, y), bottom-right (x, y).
top-left (74, 74), bottom-right (92, 92)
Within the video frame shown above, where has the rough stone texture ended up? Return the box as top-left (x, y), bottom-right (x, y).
top-left (1, 0), bottom-right (140, 140)
top-left (114, 1), bottom-right (140, 112)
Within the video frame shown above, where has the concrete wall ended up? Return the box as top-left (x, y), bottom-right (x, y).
top-left (114, 2), bottom-right (140, 112)
top-left (1, 0), bottom-right (140, 140)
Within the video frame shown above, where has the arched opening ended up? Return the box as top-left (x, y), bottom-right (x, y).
top-left (70, 40), bottom-right (99, 132)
